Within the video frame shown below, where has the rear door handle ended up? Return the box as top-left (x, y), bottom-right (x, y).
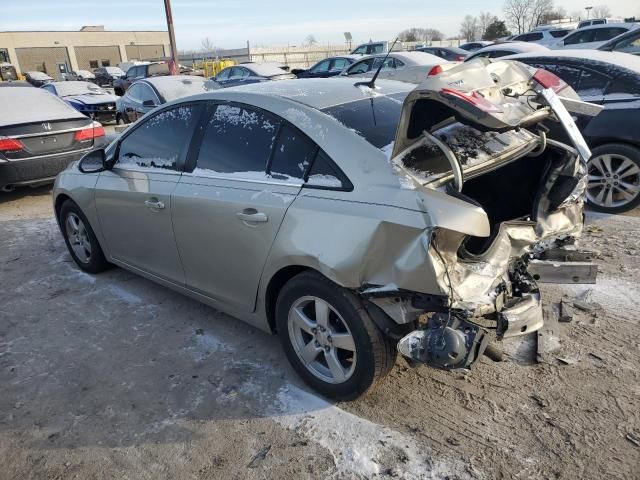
top-left (236, 208), bottom-right (268, 223)
top-left (145, 199), bottom-right (165, 210)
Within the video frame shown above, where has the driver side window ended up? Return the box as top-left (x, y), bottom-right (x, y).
top-left (116, 104), bottom-right (201, 171)
top-left (311, 60), bottom-right (331, 73)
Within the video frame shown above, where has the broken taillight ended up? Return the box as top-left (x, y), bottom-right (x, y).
top-left (0, 137), bottom-right (24, 152)
top-left (533, 69), bottom-right (569, 94)
top-left (440, 88), bottom-right (502, 113)
top-left (74, 122), bottom-right (106, 142)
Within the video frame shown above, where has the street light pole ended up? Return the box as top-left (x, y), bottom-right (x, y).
top-left (163, 0), bottom-right (179, 75)
top-left (585, 6), bottom-right (593, 19)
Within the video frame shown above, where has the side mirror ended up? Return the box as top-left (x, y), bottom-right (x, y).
top-left (142, 99), bottom-right (157, 107)
top-left (78, 148), bottom-right (112, 173)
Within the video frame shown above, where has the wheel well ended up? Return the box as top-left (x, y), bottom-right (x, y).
top-left (54, 194), bottom-right (72, 224)
top-left (265, 265), bottom-right (310, 333)
top-left (588, 138), bottom-right (640, 151)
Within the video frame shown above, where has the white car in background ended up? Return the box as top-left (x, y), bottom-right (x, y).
top-left (577, 18), bottom-right (624, 29)
top-left (552, 23), bottom-right (640, 50)
top-left (340, 51), bottom-right (453, 84)
top-left (512, 28), bottom-right (574, 47)
top-left (464, 42), bottom-right (550, 62)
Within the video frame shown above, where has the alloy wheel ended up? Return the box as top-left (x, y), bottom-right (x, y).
top-left (65, 212), bottom-right (92, 263)
top-left (587, 154), bottom-right (640, 210)
top-left (287, 296), bottom-right (357, 384)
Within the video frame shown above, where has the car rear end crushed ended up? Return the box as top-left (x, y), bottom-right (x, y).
top-left (255, 63), bottom-right (596, 374)
top-left (0, 87), bottom-right (106, 191)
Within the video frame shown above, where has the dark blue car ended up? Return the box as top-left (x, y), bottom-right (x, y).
top-left (294, 55), bottom-right (359, 78)
top-left (211, 63), bottom-right (296, 88)
top-left (42, 81), bottom-right (118, 123)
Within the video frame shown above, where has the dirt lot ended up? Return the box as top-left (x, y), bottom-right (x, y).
top-left (1, 186), bottom-right (638, 480)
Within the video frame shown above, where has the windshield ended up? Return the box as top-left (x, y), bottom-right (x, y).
top-left (55, 82), bottom-right (108, 97)
top-left (320, 92), bottom-right (408, 148)
top-left (106, 67), bottom-right (125, 75)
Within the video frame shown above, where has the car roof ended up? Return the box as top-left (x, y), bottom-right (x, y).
top-left (239, 63), bottom-right (290, 77)
top-left (207, 77), bottom-right (414, 110)
top-left (26, 71), bottom-right (52, 78)
top-left (475, 42), bottom-right (550, 53)
top-left (140, 75), bottom-right (218, 101)
top-left (505, 49), bottom-right (640, 73)
top-left (355, 51), bottom-right (444, 65)
top-left (568, 22), bottom-right (638, 32)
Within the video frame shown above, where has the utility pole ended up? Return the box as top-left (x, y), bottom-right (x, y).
top-left (163, 0), bottom-right (179, 75)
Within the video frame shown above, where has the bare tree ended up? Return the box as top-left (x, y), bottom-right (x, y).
top-left (503, 0), bottom-right (555, 33)
top-left (201, 37), bottom-right (214, 52)
top-left (591, 5), bottom-right (612, 18)
top-left (503, 0), bottom-right (530, 34)
top-left (304, 34), bottom-right (318, 47)
top-left (424, 28), bottom-right (444, 42)
top-left (478, 12), bottom-right (495, 39)
top-left (529, 0), bottom-right (554, 28)
top-left (460, 15), bottom-right (479, 41)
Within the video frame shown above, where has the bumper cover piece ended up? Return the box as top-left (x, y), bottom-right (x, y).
top-left (497, 292), bottom-right (544, 338)
top-left (397, 312), bottom-right (489, 369)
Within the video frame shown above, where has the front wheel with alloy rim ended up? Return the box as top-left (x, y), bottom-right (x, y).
top-left (276, 271), bottom-right (396, 401)
top-left (59, 200), bottom-right (110, 274)
top-left (587, 143), bottom-right (640, 214)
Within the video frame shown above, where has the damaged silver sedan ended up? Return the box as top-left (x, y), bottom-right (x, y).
top-left (53, 63), bottom-right (598, 400)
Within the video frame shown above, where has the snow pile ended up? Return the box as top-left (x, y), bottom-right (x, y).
top-left (272, 384), bottom-right (470, 479)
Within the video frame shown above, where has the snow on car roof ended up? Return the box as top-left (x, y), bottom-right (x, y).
top-left (243, 63), bottom-right (291, 77)
top-left (222, 77), bottom-right (414, 110)
top-left (363, 51), bottom-right (445, 65)
top-left (506, 49), bottom-right (640, 73)
top-left (0, 87), bottom-right (86, 127)
top-left (143, 75), bottom-right (220, 101)
top-left (474, 42), bottom-right (550, 54)
top-left (25, 71), bottom-right (53, 79)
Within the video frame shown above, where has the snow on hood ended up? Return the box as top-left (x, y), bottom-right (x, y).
top-left (65, 93), bottom-right (118, 105)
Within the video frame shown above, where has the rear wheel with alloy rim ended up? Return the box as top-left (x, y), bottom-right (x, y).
top-left (587, 144), bottom-right (640, 213)
top-left (276, 271), bottom-right (395, 401)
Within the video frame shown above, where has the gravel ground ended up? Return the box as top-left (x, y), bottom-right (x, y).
top-left (0, 186), bottom-right (638, 479)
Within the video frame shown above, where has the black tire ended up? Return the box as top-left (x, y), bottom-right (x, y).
top-left (275, 271), bottom-right (396, 401)
top-left (586, 143), bottom-right (640, 214)
top-left (59, 200), bottom-right (110, 274)
top-left (114, 87), bottom-right (124, 96)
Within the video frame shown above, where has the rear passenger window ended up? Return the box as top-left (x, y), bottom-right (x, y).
top-left (306, 151), bottom-right (351, 190)
top-left (577, 69), bottom-right (609, 97)
top-left (195, 104), bottom-right (280, 175)
top-left (117, 104), bottom-right (199, 170)
top-left (269, 124), bottom-right (317, 182)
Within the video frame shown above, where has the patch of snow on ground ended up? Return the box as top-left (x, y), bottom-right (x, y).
top-left (272, 384), bottom-right (469, 479)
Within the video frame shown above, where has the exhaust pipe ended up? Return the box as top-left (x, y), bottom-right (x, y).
top-left (2, 185), bottom-right (15, 192)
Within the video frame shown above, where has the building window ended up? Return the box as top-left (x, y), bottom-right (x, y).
top-left (0, 49), bottom-right (9, 63)
top-left (101, 59), bottom-right (110, 67)
top-left (89, 60), bottom-right (99, 69)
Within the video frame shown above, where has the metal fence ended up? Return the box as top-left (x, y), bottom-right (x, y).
top-left (178, 39), bottom-right (468, 71)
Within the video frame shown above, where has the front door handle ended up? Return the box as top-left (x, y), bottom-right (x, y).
top-left (237, 208), bottom-right (268, 223)
top-left (145, 199), bottom-right (165, 210)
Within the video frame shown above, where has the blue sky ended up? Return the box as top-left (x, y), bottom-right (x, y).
top-left (1, 0), bottom-right (637, 49)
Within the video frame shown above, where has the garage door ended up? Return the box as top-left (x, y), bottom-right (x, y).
top-left (74, 46), bottom-right (122, 71)
top-left (125, 44), bottom-right (165, 61)
top-left (15, 47), bottom-right (71, 80)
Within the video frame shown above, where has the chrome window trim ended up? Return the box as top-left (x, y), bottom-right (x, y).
top-left (5, 125), bottom-right (91, 139)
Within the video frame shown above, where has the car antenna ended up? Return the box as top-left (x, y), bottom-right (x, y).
top-left (355, 37), bottom-right (399, 89)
